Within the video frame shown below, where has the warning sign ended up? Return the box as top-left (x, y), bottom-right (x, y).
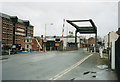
top-left (55, 43), bottom-right (59, 46)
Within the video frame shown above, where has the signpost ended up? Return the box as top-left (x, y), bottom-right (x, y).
top-left (44, 38), bottom-right (47, 52)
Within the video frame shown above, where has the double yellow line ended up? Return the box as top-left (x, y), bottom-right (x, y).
top-left (49, 54), bottom-right (93, 80)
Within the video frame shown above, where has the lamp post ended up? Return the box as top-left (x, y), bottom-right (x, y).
top-left (44, 23), bottom-right (53, 52)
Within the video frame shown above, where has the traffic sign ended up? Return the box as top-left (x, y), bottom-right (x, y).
top-left (55, 43), bottom-right (59, 46)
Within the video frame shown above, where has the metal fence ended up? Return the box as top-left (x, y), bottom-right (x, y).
top-left (115, 36), bottom-right (120, 80)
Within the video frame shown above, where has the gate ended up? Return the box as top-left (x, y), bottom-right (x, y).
top-left (115, 36), bottom-right (120, 80)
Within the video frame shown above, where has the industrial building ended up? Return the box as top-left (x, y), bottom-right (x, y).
top-left (0, 13), bottom-right (34, 50)
top-left (45, 35), bottom-right (82, 51)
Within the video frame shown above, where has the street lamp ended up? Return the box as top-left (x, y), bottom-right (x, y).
top-left (44, 23), bottom-right (53, 52)
top-left (45, 23), bottom-right (53, 38)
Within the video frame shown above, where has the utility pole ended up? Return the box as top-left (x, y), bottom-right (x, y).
top-left (108, 32), bottom-right (110, 61)
top-left (44, 23), bottom-right (53, 52)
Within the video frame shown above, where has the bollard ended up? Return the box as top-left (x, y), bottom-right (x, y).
top-left (99, 47), bottom-right (103, 58)
top-left (9, 49), bottom-right (10, 55)
top-left (111, 40), bottom-right (115, 70)
top-left (50, 47), bottom-right (52, 51)
top-left (45, 47), bottom-right (46, 52)
top-left (91, 50), bottom-right (92, 53)
top-left (94, 47), bottom-right (95, 53)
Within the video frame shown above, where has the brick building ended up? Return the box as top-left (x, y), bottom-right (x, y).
top-left (80, 38), bottom-right (88, 48)
top-left (88, 37), bottom-right (95, 47)
top-left (21, 36), bottom-right (43, 51)
top-left (0, 13), bottom-right (34, 49)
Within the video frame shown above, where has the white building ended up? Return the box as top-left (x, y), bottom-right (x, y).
top-left (62, 35), bottom-right (81, 49)
top-left (104, 31), bottom-right (119, 49)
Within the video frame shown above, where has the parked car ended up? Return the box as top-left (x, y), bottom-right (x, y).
top-left (2, 45), bottom-right (22, 55)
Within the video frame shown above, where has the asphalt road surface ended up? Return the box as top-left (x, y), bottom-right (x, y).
top-left (2, 48), bottom-right (117, 80)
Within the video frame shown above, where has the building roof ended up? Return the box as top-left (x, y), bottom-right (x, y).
top-left (0, 13), bottom-right (11, 19)
top-left (116, 28), bottom-right (120, 35)
top-left (88, 37), bottom-right (95, 40)
top-left (0, 12), bottom-right (33, 27)
top-left (18, 19), bottom-right (24, 24)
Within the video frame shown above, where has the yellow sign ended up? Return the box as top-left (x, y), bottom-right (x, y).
top-left (55, 43), bottom-right (59, 46)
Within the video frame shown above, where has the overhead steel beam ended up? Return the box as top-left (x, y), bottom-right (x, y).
top-left (80, 32), bottom-right (95, 34)
top-left (66, 19), bottom-right (97, 50)
top-left (67, 20), bottom-right (90, 22)
top-left (78, 28), bottom-right (94, 31)
top-left (78, 26), bottom-right (93, 28)
top-left (79, 31), bottom-right (95, 34)
top-left (66, 20), bottom-right (79, 30)
top-left (89, 19), bottom-right (97, 32)
top-left (66, 19), bottom-right (97, 34)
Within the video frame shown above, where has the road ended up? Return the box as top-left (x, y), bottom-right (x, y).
top-left (2, 48), bottom-right (117, 80)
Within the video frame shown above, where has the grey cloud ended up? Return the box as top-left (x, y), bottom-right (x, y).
top-left (0, 2), bottom-right (118, 37)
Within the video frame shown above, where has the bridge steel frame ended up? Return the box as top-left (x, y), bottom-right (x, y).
top-left (66, 19), bottom-right (97, 50)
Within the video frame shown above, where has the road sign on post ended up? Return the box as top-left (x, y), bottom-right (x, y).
top-left (55, 43), bottom-right (59, 46)
top-left (44, 38), bottom-right (47, 52)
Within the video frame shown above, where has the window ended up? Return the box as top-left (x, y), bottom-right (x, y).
top-left (27, 39), bottom-right (29, 42)
top-left (37, 45), bottom-right (39, 48)
top-left (27, 45), bottom-right (29, 48)
top-left (29, 45), bottom-right (31, 49)
top-left (30, 39), bottom-right (32, 43)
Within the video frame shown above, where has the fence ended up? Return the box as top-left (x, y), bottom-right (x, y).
top-left (115, 36), bottom-right (120, 80)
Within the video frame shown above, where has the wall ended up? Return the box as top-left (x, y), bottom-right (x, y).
top-left (62, 37), bottom-right (80, 49)
top-left (0, 17), bottom-right (2, 41)
top-left (22, 37), bottom-right (42, 51)
top-left (104, 35), bottom-right (108, 49)
top-left (2, 18), bottom-right (13, 45)
top-left (104, 31), bottom-right (119, 49)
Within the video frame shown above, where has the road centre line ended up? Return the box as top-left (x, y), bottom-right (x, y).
top-left (49, 54), bottom-right (93, 80)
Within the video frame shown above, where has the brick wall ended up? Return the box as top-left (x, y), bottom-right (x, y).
top-left (15, 23), bottom-right (26, 45)
top-left (2, 18), bottom-right (13, 45)
top-left (21, 38), bottom-right (42, 51)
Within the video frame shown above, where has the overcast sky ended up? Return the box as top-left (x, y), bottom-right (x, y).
top-left (0, 1), bottom-right (118, 38)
